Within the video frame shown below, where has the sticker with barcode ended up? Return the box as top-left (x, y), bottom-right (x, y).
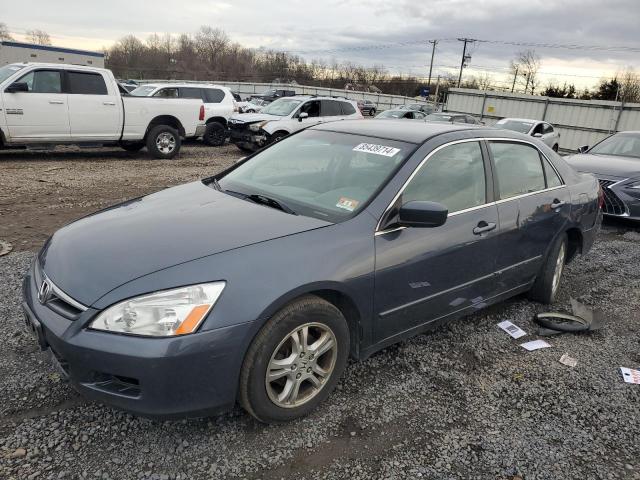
top-left (497, 320), bottom-right (527, 339)
top-left (353, 143), bottom-right (400, 157)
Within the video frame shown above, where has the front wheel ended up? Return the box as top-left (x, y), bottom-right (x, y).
top-left (146, 125), bottom-right (181, 159)
top-left (528, 233), bottom-right (567, 304)
top-left (239, 295), bottom-right (349, 423)
top-left (370, 109), bottom-right (376, 116)
top-left (202, 122), bottom-right (226, 146)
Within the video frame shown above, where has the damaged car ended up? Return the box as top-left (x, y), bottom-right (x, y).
top-left (23, 120), bottom-right (601, 423)
top-left (228, 95), bottom-right (363, 152)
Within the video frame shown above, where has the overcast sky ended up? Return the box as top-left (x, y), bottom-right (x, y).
top-left (4, 0), bottom-right (640, 89)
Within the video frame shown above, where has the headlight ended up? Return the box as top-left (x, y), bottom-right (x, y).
top-left (249, 121), bottom-right (269, 132)
top-left (89, 282), bottom-right (225, 337)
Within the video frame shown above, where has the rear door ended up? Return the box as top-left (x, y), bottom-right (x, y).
top-left (67, 70), bottom-right (121, 140)
top-left (488, 140), bottom-right (570, 287)
top-left (374, 140), bottom-right (501, 342)
top-left (2, 68), bottom-right (69, 140)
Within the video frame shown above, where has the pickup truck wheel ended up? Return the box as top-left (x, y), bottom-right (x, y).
top-left (146, 125), bottom-right (181, 159)
top-left (239, 295), bottom-right (349, 423)
top-left (203, 122), bottom-right (226, 147)
top-left (528, 233), bottom-right (567, 304)
top-left (121, 142), bottom-right (144, 152)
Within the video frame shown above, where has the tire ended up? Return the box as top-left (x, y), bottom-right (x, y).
top-left (270, 131), bottom-right (287, 144)
top-left (235, 144), bottom-right (255, 153)
top-left (528, 233), bottom-right (568, 304)
top-left (239, 295), bottom-right (350, 423)
top-left (202, 122), bottom-right (226, 147)
top-left (146, 125), bottom-right (181, 159)
top-left (370, 109), bottom-right (376, 116)
top-left (246, 109), bottom-right (255, 113)
top-left (121, 142), bottom-right (144, 152)
top-left (552, 144), bottom-right (559, 152)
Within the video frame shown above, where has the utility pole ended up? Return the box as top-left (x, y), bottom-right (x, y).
top-left (457, 38), bottom-right (474, 87)
top-left (427, 40), bottom-right (438, 88)
top-left (434, 75), bottom-right (441, 107)
top-left (511, 66), bottom-right (518, 93)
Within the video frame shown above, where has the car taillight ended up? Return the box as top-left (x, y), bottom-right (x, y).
top-left (199, 105), bottom-right (205, 121)
top-left (598, 185), bottom-right (604, 210)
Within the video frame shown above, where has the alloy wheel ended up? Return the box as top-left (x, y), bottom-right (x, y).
top-left (156, 132), bottom-right (176, 154)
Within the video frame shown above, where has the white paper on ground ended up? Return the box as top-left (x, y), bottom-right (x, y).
top-left (559, 353), bottom-right (578, 367)
top-left (620, 367), bottom-right (640, 384)
top-left (498, 320), bottom-right (527, 339)
top-left (520, 340), bottom-right (551, 351)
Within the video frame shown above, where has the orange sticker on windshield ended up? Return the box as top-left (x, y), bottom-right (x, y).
top-left (336, 197), bottom-right (360, 211)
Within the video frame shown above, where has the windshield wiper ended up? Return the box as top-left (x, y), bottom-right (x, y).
top-left (210, 177), bottom-right (223, 191)
top-left (246, 194), bottom-right (297, 215)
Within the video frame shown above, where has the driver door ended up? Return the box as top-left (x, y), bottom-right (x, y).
top-left (294, 100), bottom-right (322, 128)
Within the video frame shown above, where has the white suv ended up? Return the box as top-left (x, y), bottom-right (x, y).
top-left (130, 83), bottom-right (236, 146)
top-left (228, 96), bottom-right (363, 152)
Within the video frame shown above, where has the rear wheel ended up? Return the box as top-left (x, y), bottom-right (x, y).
top-left (239, 295), bottom-right (349, 423)
top-left (528, 233), bottom-right (567, 304)
top-left (146, 125), bottom-right (181, 159)
top-left (202, 122), bottom-right (226, 146)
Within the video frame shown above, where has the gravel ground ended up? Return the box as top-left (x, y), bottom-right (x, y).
top-left (1, 145), bottom-right (639, 479)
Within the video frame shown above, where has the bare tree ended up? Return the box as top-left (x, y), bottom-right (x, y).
top-left (511, 50), bottom-right (541, 94)
top-left (476, 73), bottom-right (494, 91)
top-left (0, 22), bottom-right (13, 41)
top-left (619, 68), bottom-right (640, 103)
top-left (26, 29), bottom-right (51, 45)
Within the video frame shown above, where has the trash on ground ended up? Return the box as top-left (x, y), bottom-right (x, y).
top-left (620, 367), bottom-right (640, 384)
top-left (520, 340), bottom-right (552, 351)
top-left (559, 353), bottom-right (578, 367)
top-left (535, 298), bottom-right (605, 336)
top-left (0, 240), bottom-right (13, 257)
top-left (498, 320), bottom-right (527, 339)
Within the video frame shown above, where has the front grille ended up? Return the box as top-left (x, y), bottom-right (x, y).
top-left (598, 179), bottom-right (628, 216)
top-left (34, 261), bottom-right (87, 320)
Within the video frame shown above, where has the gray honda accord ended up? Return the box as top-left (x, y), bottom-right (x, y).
top-left (23, 120), bottom-right (602, 423)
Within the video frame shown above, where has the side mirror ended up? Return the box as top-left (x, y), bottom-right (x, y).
top-left (577, 145), bottom-right (589, 154)
top-left (398, 201), bottom-right (448, 228)
top-left (533, 132), bottom-right (543, 138)
top-left (298, 112), bottom-right (309, 122)
top-left (5, 82), bottom-right (29, 93)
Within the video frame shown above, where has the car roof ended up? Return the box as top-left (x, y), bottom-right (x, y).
top-left (310, 119), bottom-right (496, 144)
top-left (499, 117), bottom-right (544, 123)
top-left (140, 83), bottom-right (230, 90)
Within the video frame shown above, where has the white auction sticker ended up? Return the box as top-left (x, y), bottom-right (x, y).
top-left (353, 143), bottom-right (400, 157)
top-left (620, 367), bottom-right (640, 384)
top-left (498, 320), bottom-right (527, 339)
top-left (520, 340), bottom-right (551, 351)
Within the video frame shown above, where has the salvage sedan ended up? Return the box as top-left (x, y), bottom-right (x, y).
top-left (23, 120), bottom-right (602, 423)
top-left (564, 131), bottom-right (640, 220)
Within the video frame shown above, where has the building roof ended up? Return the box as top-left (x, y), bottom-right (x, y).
top-left (0, 40), bottom-right (104, 58)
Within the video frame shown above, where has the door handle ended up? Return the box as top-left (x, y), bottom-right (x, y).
top-left (551, 199), bottom-right (565, 210)
top-left (49, 100), bottom-right (64, 104)
top-left (103, 101), bottom-right (116, 106)
top-left (473, 221), bottom-right (496, 235)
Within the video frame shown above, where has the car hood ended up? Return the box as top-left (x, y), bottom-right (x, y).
top-left (564, 153), bottom-right (640, 179)
top-left (39, 181), bottom-right (330, 306)
top-left (229, 113), bottom-right (283, 124)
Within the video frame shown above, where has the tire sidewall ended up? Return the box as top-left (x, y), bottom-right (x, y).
top-left (530, 233), bottom-right (568, 304)
top-left (146, 125), bottom-right (181, 159)
top-left (242, 298), bottom-right (349, 423)
top-left (203, 122), bottom-right (226, 146)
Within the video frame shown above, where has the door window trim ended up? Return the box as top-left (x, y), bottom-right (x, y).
top-left (15, 68), bottom-right (63, 94)
top-left (375, 137), bottom-right (566, 235)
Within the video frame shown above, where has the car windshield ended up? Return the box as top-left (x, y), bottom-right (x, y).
top-left (377, 110), bottom-right (403, 118)
top-left (426, 114), bottom-right (452, 122)
top-left (589, 133), bottom-right (640, 159)
top-left (218, 130), bottom-right (413, 222)
top-left (261, 98), bottom-right (302, 116)
top-left (130, 86), bottom-right (157, 96)
top-left (0, 64), bottom-right (26, 84)
top-left (496, 119), bottom-right (534, 134)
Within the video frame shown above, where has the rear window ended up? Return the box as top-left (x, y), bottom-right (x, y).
top-left (67, 72), bottom-right (108, 95)
top-left (321, 100), bottom-right (342, 116)
top-left (204, 88), bottom-right (225, 103)
top-left (341, 102), bottom-right (356, 115)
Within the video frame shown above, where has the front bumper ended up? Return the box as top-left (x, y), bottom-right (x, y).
top-left (22, 262), bottom-right (250, 418)
top-left (598, 178), bottom-right (640, 221)
top-left (228, 124), bottom-right (267, 151)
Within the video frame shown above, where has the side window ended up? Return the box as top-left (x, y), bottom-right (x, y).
top-left (543, 123), bottom-right (554, 134)
top-left (204, 89), bottom-right (225, 103)
top-left (532, 123), bottom-right (544, 135)
top-left (67, 72), bottom-right (108, 95)
top-left (298, 100), bottom-right (320, 117)
top-left (403, 142), bottom-right (486, 213)
top-left (153, 88), bottom-right (178, 98)
top-left (490, 142), bottom-right (546, 199)
top-left (321, 100), bottom-right (342, 116)
top-left (179, 87), bottom-right (204, 100)
top-left (341, 101), bottom-right (356, 115)
top-left (17, 70), bottom-right (62, 93)
top-left (542, 156), bottom-right (563, 187)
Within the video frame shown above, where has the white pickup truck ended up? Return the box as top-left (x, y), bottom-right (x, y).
top-left (0, 63), bottom-right (206, 158)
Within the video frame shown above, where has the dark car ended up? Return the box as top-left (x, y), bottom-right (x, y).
top-left (564, 131), bottom-right (640, 220)
top-left (425, 113), bottom-right (481, 124)
top-left (375, 109), bottom-right (427, 120)
top-left (250, 88), bottom-right (296, 104)
top-left (23, 121), bottom-right (601, 423)
top-left (357, 99), bottom-right (377, 116)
